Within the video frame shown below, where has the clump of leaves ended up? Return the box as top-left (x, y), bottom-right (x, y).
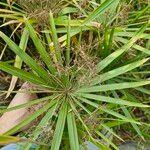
top-left (0, 0), bottom-right (150, 149)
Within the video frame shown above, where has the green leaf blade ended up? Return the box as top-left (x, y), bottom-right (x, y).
top-left (83, 0), bottom-right (118, 25)
top-left (0, 62), bottom-right (46, 85)
top-left (96, 23), bottom-right (149, 72)
top-left (25, 19), bottom-right (56, 74)
top-left (4, 101), bottom-right (55, 135)
top-left (0, 31), bottom-right (50, 83)
top-left (77, 94), bottom-right (149, 107)
top-left (50, 102), bottom-right (68, 150)
top-left (49, 11), bottom-right (62, 63)
top-left (92, 58), bottom-right (149, 85)
top-left (67, 110), bottom-right (80, 150)
top-left (77, 80), bottom-right (150, 93)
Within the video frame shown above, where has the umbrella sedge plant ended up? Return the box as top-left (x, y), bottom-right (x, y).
top-left (0, 5), bottom-right (150, 150)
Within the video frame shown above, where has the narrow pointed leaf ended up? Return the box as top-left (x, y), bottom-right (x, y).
top-left (23, 102), bottom-right (58, 150)
top-left (95, 131), bottom-right (118, 150)
top-left (99, 107), bottom-right (140, 124)
top-left (49, 11), bottom-right (62, 63)
top-left (83, 0), bottom-right (117, 25)
top-left (77, 80), bottom-right (150, 93)
top-left (67, 110), bottom-right (80, 150)
top-left (4, 101), bottom-right (56, 135)
top-left (101, 124), bottom-right (124, 142)
top-left (25, 19), bottom-right (56, 74)
top-left (96, 23), bottom-right (149, 72)
top-left (0, 62), bottom-right (46, 85)
top-left (116, 37), bottom-right (150, 55)
top-left (122, 106), bottom-right (144, 139)
top-left (77, 94), bottom-right (149, 107)
top-left (92, 58), bottom-right (149, 85)
top-left (114, 91), bottom-right (144, 139)
top-left (51, 102), bottom-right (68, 150)
top-left (0, 135), bottom-right (21, 145)
top-left (73, 97), bottom-right (91, 114)
top-left (0, 135), bottom-right (40, 145)
top-left (0, 31), bottom-right (50, 83)
top-left (6, 27), bottom-right (29, 98)
top-left (66, 15), bottom-right (71, 66)
top-left (69, 101), bottom-right (111, 150)
top-left (0, 96), bottom-right (53, 114)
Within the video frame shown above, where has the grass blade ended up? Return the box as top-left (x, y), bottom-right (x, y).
top-left (69, 100), bottom-right (110, 150)
top-left (95, 131), bottom-right (118, 150)
top-left (45, 33), bottom-right (57, 63)
top-left (115, 91), bottom-right (144, 139)
top-left (73, 98), bottom-right (91, 115)
top-left (0, 96), bottom-right (53, 114)
top-left (92, 58), bottom-right (149, 85)
top-left (0, 135), bottom-right (44, 145)
top-left (0, 31), bottom-right (50, 83)
top-left (77, 94), bottom-right (149, 107)
top-left (25, 19), bottom-right (56, 74)
top-left (67, 108), bottom-right (80, 150)
top-left (6, 27), bottom-right (29, 98)
top-left (135, 87), bottom-right (150, 95)
top-left (96, 23), bottom-right (149, 72)
top-left (77, 97), bottom-right (99, 108)
top-left (0, 62), bottom-right (46, 85)
top-left (101, 124), bottom-right (124, 142)
top-left (115, 37), bottom-right (150, 55)
top-left (0, 135), bottom-right (22, 145)
top-left (66, 15), bottom-right (71, 66)
top-left (122, 106), bottom-right (144, 139)
top-left (50, 102), bottom-right (68, 150)
top-left (83, 0), bottom-right (117, 25)
top-left (23, 102), bottom-right (59, 150)
top-left (4, 101), bottom-right (56, 135)
top-left (99, 107), bottom-right (140, 125)
top-left (49, 11), bottom-right (62, 63)
top-left (77, 80), bottom-right (150, 93)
